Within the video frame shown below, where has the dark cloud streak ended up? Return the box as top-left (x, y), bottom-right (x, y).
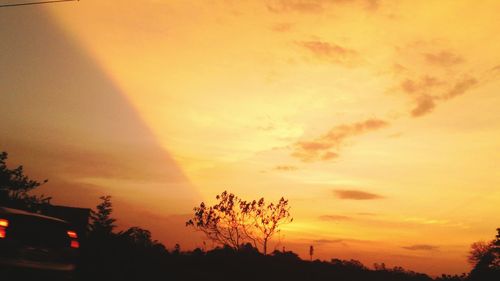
top-left (402, 244), bottom-right (439, 251)
top-left (334, 189), bottom-right (384, 200)
top-left (319, 215), bottom-right (351, 221)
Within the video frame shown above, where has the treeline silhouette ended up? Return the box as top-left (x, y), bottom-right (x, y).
top-left (77, 196), bottom-right (498, 281)
top-left (1, 151), bottom-right (499, 280)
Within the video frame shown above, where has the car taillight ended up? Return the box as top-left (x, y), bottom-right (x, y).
top-left (70, 240), bottom-right (80, 249)
top-left (0, 219), bottom-right (8, 228)
top-left (67, 230), bottom-right (79, 248)
top-left (67, 230), bottom-right (78, 239)
top-left (0, 218), bottom-right (8, 239)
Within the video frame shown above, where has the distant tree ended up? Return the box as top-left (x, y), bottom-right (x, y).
top-left (174, 243), bottom-right (181, 255)
top-left (374, 262), bottom-right (387, 271)
top-left (435, 273), bottom-right (467, 281)
top-left (469, 241), bottom-right (493, 265)
top-left (120, 227), bottom-right (155, 248)
top-left (309, 245), bottom-right (314, 261)
top-left (186, 191), bottom-right (293, 254)
top-left (469, 228), bottom-right (500, 280)
top-left (0, 151), bottom-right (50, 210)
top-left (90, 195), bottom-right (116, 236)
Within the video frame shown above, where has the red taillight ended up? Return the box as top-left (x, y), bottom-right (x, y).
top-left (70, 240), bottom-right (80, 249)
top-left (0, 218), bottom-right (8, 239)
top-left (67, 230), bottom-right (78, 239)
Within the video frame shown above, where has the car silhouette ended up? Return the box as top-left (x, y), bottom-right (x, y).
top-left (0, 206), bottom-right (80, 280)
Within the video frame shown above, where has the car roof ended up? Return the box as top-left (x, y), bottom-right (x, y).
top-left (0, 206), bottom-right (68, 224)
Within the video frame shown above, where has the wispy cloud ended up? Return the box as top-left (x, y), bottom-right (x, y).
top-left (297, 40), bottom-right (358, 65)
top-left (402, 244), bottom-right (439, 251)
top-left (442, 76), bottom-right (477, 99)
top-left (424, 51), bottom-right (464, 67)
top-left (319, 215), bottom-right (351, 221)
top-left (266, 0), bottom-right (379, 13)
top-left (313, 239), bottom-right (345, 244)
top-left (270, 22), bottom-right (294, 32)
top-left (411, 95), bottom-right (436, 117)
top-left (267, 0), bottom-right (325, 13)
top-left (394, 46), bottom-right (480, 118)
top-left (334, 189), bottom-right (384, 200)
top-left (291, 118), bottom-right (388, 162)
top-left (406, 76), bottom-right (478, 117)
top-left (274, 165), bottom-right (299, 171)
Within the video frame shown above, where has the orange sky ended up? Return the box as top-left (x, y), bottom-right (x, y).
top-left (1, 0), bottom-right (499, 276)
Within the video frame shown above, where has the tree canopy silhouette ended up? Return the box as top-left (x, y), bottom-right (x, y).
top-left (468, 227), bottom-right (500, 281)
top-left (186, 191), bottom-right (292, 254)
top-left (89, 195), bottom-right (117, 236)
top-left (0, 151), bottom-right (50, 210)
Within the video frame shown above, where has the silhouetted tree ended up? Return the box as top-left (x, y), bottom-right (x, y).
top-left (248, 197), bottom-right (292, 255)
top-left (0, 151), bottom-right (50, 210)
top-left (435, 273), bottom-right (467, 281)
top-left (468, 241), bottom-right (492, 265)
top-left (186, 191), bottom-right (250, 250)
top-left (119, 227), bottom-right (157, 248)
top-left (468, 227), bottom-right (500, 281)
top-left (174, 243), bottom-right (181, 255)
top-left (90, 195), bottom-right (116, 236)
top-left (186, 191), bottom-right (293, 254)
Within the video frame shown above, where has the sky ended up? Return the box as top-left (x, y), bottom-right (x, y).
top-left (1, 0), bottom-right (499, 276)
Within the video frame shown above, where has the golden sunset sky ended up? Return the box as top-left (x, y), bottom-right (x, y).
top-left (1, 0), bottom-right (499, 275)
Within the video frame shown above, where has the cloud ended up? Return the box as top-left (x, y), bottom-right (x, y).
top-left (297, 40), bottom-right (357, 65)
top-left (274, 165), bottom-right (299, 171)
top-left (402, 244), bottom-right (439, 251)
top-left (334, 189), bottom-right (384, 200)
top-left (424, 51), bottom-right (464, 67)
top-left (411, 94), bottom-right (436, 117)
top-left (270, 22), bottom-right (293, 32)
top-left (267, 0), bottom-right (325, 13)
top-left (266, 0), bottom-right (379, 13)
top-left (397, 73), bottom-right (478, 118)
top-left (393, 45), bottom-right (482, 118)
top-left (313, 239), bottom-right (345, 244)
top-left (408, 76), bottom-right (477, 117)
top-left (292, 118), bottom-right (389, 161)
top-left (319, 215), bottom-right (351, 221)
top-left (400, 76), bottom-right (443, 94)
top-left (442, 76), bottom-right (478, 99)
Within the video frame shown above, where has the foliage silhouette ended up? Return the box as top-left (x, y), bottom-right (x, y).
top-left (89, 195), bottom-right (116, 236)
top-left (0, 151), bottom-right (50, 211)
top-left (468, 228), bottom-right (500, 281)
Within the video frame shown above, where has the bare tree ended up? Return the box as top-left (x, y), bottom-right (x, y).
top-left (248, 197), bottom-right (293, 255)
top-left (186, 191), bottom-right (293, 254)
top-left (186, 191), bottom-right (250, 250)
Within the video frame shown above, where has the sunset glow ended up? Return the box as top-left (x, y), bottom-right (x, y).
top-left (1, 0), bottom-right (499, 276)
